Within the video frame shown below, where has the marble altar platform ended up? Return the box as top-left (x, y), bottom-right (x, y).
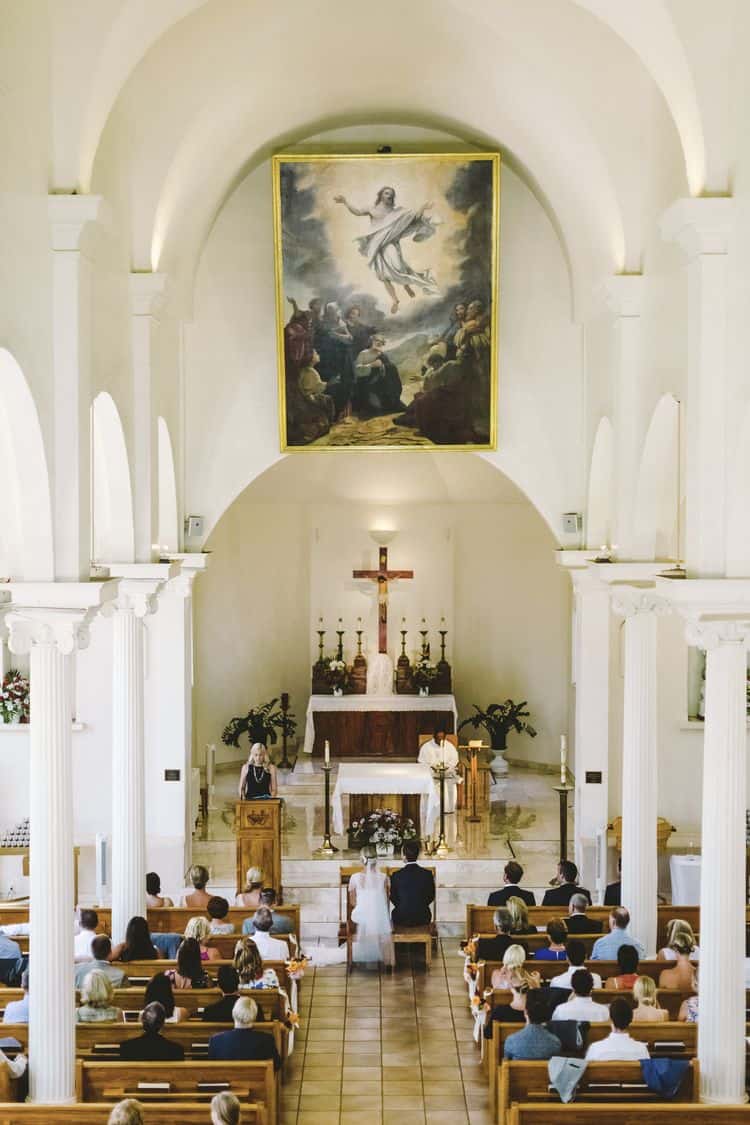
top-left (192, 753), bottom-right (569, 942)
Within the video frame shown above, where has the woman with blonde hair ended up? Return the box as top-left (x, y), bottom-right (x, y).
top-left (76, 969), bottom-right (125, 1023)
top-left (484, 966), bottom-right (541, 1039)
top-left (238, 743), bottom-right (277, 800)
top-left (184, 915), bottom-right (221, 962)
top-left (107, 1100), bottom-right (144, 1125)
top-left (506, 896), bottom-right (536, 936)
top-left (233, 935), bottom-right (281, 990)
top-left (631, 974), bottom-right (669, 1022)
top-left (236, 866), bottom-right (264, 909)
top-left (211, 1091), bottom-right (241, 1125)
top-left (658, 932), bottom-right (698, 990)
top-left (490, 943), bottom-right (540, 990)
top-left (657, 918), bottom-right (700, 962)
top-left (182, 863), bottom-right (212, 909)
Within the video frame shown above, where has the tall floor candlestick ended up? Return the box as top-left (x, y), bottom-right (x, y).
top-left (314, 760), bottom-right (337, 857)
top-left (553, 781), bottom-right (574, 860)
top-left (467, 740), bottom-right (483, 822)
top-left (278, 692), bottom-right (292, 770)
top-left (434, 763), bottom-right (449, 857)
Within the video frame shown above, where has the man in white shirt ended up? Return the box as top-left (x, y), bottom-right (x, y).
top-left (418, 730), bottom-right (460, 813)
top-left (73, 909), bottom-right (99, 962)
top-left (551, 969), bottom-right (610, 1023)
top-left (585, 997), bottom-right (650, 1061)
top-left (2, 969), bottom-right (29, 1023)
top-left (249, 908), bottom-right (291, 960)
top-left (550, 940), bottom-right (602, 990)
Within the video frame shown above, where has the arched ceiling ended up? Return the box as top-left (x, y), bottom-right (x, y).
top-left (48, 0), bottom-right (709, 318)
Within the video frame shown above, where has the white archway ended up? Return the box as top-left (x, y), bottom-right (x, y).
top-left (586, 417), bottom-right (614, 550)
top-left (91, 392), bottom-right (135, 564)
top-left (0, 348), bottom-right (54, 580)
top-left (157, 417), bottom-right (180, 553)
top-left (633, 394), bottom-right (680, 560)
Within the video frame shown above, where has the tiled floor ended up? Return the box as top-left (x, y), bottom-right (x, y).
top-left (281, 940), bottom-right (490, 1125)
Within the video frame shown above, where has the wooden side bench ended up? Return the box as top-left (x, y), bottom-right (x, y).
top-left (0, 1103), bottom-right (267, 1124)
top-left (507, 1105), bottom-right (750, 1125)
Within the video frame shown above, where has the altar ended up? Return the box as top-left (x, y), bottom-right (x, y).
top-left (303, 693), bottom-right (458, 757)
top-left (331, 762), bottom-right (440, 836)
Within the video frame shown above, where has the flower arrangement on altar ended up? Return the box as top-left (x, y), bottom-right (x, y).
top-left (0, 669), bottom-right (30, 725)
top-left (325, 658), bottom-right (350, 695)
top-left (413, 658), bottom-right (438, 694)
top-left (347, 808), bottom-right (418, 854)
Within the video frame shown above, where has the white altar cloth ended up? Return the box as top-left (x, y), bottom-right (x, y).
top-left (303, 693), bottom-right (458, 754)
top-left (331, 762), bottom-right (441, 836)
top-left (670, 854), bottom-right (701, 905)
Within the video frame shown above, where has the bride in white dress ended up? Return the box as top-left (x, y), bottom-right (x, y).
top-left (349, 847), bottom-right (395, 968)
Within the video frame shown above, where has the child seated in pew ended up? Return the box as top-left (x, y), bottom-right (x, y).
top-left (211, 1091), bottom-right (241, 1125)
top-left (143, 970), bottom-right (189, 1022)
top-left (108, 1099), bottom-right (145, 1125)
top-left (76, 969), bottom-right (125, 1023)
top-left (208, 896), bottom-right (235, 935)
top-left (631, 974), bottom-right (669, 1022)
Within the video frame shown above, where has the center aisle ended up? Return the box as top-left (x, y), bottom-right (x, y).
top-left (282, 940), bottom-right (491, 1125)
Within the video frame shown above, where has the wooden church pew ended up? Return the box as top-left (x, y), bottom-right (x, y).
top-left (0, 1105), bottom-right (267, 1125)
top-left (507, 1106), bottom-right (750, 1125)
top-left (0, 987), bottom-right (288, 1023)
top-left (0, 902), bottom-right (301, 939)
top-left (74, 1058), bottom-right (278, 1122)
top-left (488, 986), bottom-right (700, 1020)
top-left (486, 1020), bottom-right (700, 1113)
top-left (475, 959), bottom-right (691, 992)
top-left (109, 957), bottom-right (295, 995)
top-left (497, 1058), bottom-right (699, 1125)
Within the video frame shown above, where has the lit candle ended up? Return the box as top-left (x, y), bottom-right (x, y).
top-left (324, 740), bottom-right (330, 765)
top-left (560, 735), bottom-right (567, 784)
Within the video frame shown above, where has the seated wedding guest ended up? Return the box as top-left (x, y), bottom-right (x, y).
top-left (2, 968), bottom-right (29, 1023)
top-left (484, 967), bottom-right (540, 1037)
top-left (550, 940), bottom-right (602, 990)
top-left (208, 996), bottom-right (281, 1069)
top-left (182, 864), bottom-right (212, 908)
top-left (74, 909), bottom-right (99, 962)
top-left (566, 893), bottom-right (603, 935)
top-left (208, 896), bottom-right (234, 934)
top-left (604, 858), bottom-right (621, 906)
top-left (631, 974), bottom-right (669, 1022)
top-left (488, 861), bottom-right (536, 907)
top-left (107, 1100), bottom-right (145, 1125)
top-left (211, 1091), bottom-right (241, 1125)
top-left (534, 919), bottom-right (568, 961)
top-left (585, 997), bottom-right (649, 1060)
top-left (0, 931), bottom-right (22, 961)
top-left (119, 1001), bottom-right (184, 1061)
top-left (242, 887), bottom-right (294, 935)
top-left (150, 930), bottom-right (183, 960)
top-left (390, 839), bottom-right (435, 927)
top-left (490, 943), bottom-right (537, 990)
top-left (74, 936), bottom-right (127, 988)
top-left (591, 907), bottom-right (645, 960)
top-left (542, 860), bottom-right (592, 907)
top-left (678, 968), bottom-right (699, 1022)
top-left (146, 872), bottom-right (173, 908)
top-left (184, 915), bottom-right (222, 962)
top-left (143, 971), bottom-right (189, 1023)
top-left (503, 989), bottom-right (561, 1060)
top-left (477, 909), bottom-right (528, 962)
top-left (236, 866), bottom-right (264, 910)
top-left (0, 1046), bottom-right (27, 1080)
top-left (166, 938), bottom-right (211, 989)
top-left (234, 936), bottom-right (281, 990)
top-left (658, 932), bottom-right (698, 990)
top-left (202, 966), bottom-right (242, 1022)
top-left (110, 916), bottom-right (159, 962)
top-left (249, 907), bottom-right (290, 959)
top-left (657, 918), bottom-right (700, 962)
top-left (603, 943), bottom-right (640, 990)
top-left (551, 969), bottom-right (610, 1022)
top-left (76, 969), bottom-right (125, 1023)
top-left (506, 896), bottom-right (537, 937)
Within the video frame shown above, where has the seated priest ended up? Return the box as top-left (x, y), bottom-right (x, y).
top-left (418, 729), bottom-right (460, 813)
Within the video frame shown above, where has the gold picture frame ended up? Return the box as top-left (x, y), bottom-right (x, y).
top-left (272, 151), bottom-right (500, 452)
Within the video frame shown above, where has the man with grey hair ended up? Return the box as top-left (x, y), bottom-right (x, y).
top-left (247, 906), bottom-right (291, 960)
top-left (208, 996), bottom-right (281, 1069)
top-left (565, 893), bottom-right (604, 936)
top-left (241, 888), bottom-right (293, 936)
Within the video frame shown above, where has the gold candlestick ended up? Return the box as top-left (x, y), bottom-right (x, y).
top-left (314, 761), bottom-right (337, 857)
top-left (467, 740), bottom-right (483, 822)
top-left (434, 763), bottom-right (449, 857)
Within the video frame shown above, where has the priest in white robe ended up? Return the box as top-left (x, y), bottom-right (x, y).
top-left (418, 730), bottom-right (460, 813)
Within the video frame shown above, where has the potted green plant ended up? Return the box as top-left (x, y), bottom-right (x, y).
top-left (221, 698), bottom-right (297, 754)
top-left (458, 700), bottom-right (536, 773)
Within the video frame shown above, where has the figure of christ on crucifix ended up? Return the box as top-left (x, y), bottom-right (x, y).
top-left (353, 547), bottom-right (414, 654)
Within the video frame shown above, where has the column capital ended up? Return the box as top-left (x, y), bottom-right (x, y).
top-left (597, 273), bottom-right (644, 318)
top-left (609, 585), bottom-right (671, 619)
top-left (129, 272), bottom-right (168, 317)
top-left (660, 196), bottom-right (734, 259)
top-left (654, 576), bottom-right (750, 617)
top-left (3, 580), bottom-right (117, 654)
top-left (104, 562), bottom-right (180, 617)
top-left (165, 554), bottom-right (210, 598)
top-left (685, 618), bottom-right (750, 651)
top-left (48, 194), bottom-right (108, 252)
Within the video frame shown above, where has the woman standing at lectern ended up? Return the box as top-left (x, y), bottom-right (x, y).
top-left (238, 743), bottom-right (278, 800)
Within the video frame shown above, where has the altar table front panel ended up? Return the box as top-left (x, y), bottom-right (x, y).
top-left (304, 694), bottom-right (457, 757)
top-left (331, 762), bottom-right (440, 836)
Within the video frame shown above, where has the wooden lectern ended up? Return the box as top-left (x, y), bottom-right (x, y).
top-left (235, 799), bottom-right (283, 900)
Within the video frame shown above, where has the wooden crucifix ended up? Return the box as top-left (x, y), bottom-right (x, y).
top-left (353, 547), bottom-right (414, 654)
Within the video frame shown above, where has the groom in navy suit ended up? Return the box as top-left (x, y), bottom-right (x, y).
top-left (390, 839), bottom-right (435, 926)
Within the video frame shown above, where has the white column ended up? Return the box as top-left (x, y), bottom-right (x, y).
top-left (5, 582), bottom-right (114, 1104)
top-left (129, 273), bottom-right (168, 564)
top-left (661, 198), bottom-right (734, 577)
top-left (610, 587), bottom-right (666, 956)
top-left (106, 564), bottom-right (176, 943)
top-left (48, 195), bottom-right (106, 580)
top-left (687, 617), bottom-right (749, 1104)
top-left (601, 275), bottom-right (644, 560)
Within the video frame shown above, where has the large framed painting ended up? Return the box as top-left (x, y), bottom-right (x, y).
top-left (272, 152), bottom-right (500, 451)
